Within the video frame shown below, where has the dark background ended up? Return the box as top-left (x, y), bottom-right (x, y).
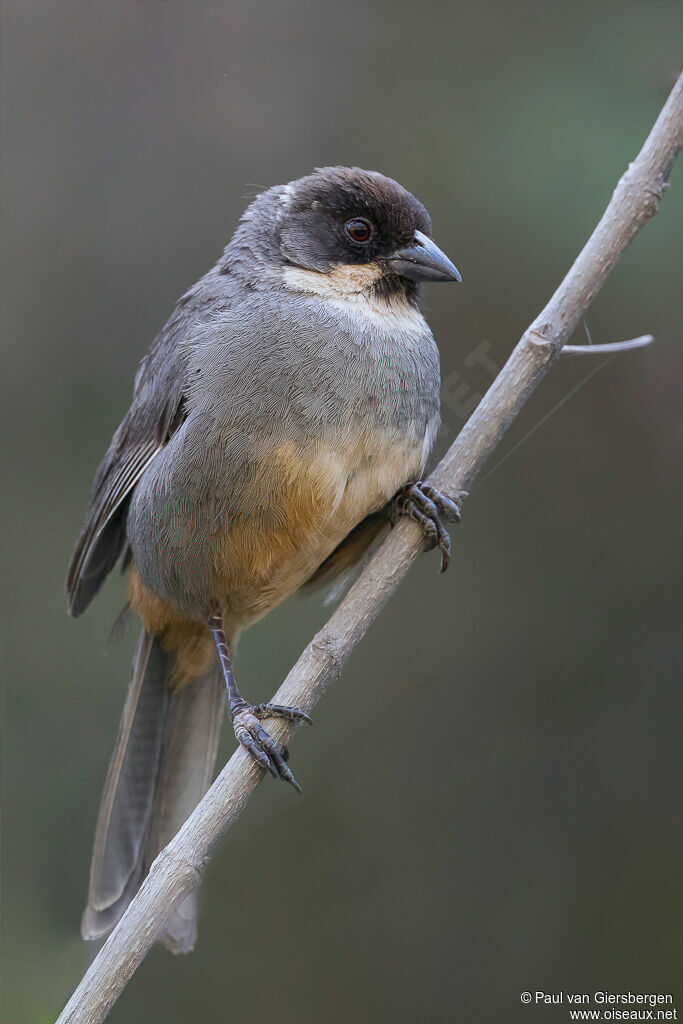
top-left (2, 3), bottom-right (682, 1022)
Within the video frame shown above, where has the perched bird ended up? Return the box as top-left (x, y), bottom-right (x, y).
top-left (67, 166), bottom-right (462, 952)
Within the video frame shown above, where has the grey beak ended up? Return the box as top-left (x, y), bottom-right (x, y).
top-left (383, 230), bottom-right (462, 283)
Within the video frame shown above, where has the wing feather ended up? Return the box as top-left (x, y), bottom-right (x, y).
top-left (67, 441), bottom-right (161, 612)
top-left (65, 273), bottom-right (221, 615)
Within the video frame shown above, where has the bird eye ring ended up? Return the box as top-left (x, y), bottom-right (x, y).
top-left (344, 218), bottom-right (374, 244)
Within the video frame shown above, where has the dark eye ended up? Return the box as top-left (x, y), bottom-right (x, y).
top-left (344, 218), bottom-right (374, 244)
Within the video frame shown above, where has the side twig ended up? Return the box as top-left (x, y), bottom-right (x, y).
top-left (561, 333), bottom-right (654, 356)
top-left (56, 71), bottom-right (683, 1024)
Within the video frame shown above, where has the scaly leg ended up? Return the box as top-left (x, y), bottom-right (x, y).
top-left (209, 614), bottom-right (312, 792)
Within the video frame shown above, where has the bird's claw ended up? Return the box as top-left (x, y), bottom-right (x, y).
top-left (253, 702), bottom-right (313, 726)
top-left (390, 482), bottom-right (465, 572)
top-left (231, 702), bottom-right (312, 792)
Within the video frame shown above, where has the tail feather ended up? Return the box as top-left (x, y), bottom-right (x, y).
top-left (82, 628), bottom-right (224, 952)
top-left (147, 668), bottom-right (224, 952)
top-left (85, 631), bottom-right (169, 921)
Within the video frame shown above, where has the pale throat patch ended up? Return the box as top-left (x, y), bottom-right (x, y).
top-left (279, 182), bottom-right (295, 208)
top-left (282, 263), bottom-right (427, 329)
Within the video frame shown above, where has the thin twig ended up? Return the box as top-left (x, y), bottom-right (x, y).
top-left (55, 71), bottom-right (683, 1024)
top-left (479, 335), bottom-right (655, 483)
top-left (561, 334), bottom-right (654, 356)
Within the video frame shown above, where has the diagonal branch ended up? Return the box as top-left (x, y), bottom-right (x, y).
top-left (56, 71), bottom-right (683, 1024)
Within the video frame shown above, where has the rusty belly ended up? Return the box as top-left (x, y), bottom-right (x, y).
top-left (216, 433), bottom-right (426, 627)
top-left (128, 429), bottom-right (427, 649)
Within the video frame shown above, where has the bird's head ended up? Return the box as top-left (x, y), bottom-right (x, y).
top-left (226, 166), bottom-right (461, 304)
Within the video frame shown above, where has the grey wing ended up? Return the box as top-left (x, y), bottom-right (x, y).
top-left (66, 391), bottom-right (184, 617)
top-left (66, 273), bottom-right (227, 616)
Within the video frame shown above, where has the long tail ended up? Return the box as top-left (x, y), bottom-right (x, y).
top-left (81, 628), bottom-right (224, 953)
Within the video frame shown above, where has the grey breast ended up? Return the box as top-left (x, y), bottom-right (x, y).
top-left (126, 289), bottom-right (441, 614)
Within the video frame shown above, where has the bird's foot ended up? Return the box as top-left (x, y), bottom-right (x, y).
top-left (389, 481), bottom-right (465, 572)
top-left (230, 700), bottom-right (312, 793)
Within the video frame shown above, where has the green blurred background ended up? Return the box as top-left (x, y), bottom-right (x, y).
top-left (3, 2), bottom-right (682, 1022)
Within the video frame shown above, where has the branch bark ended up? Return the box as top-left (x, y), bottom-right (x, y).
top-left (56, 71), bottom-right (683, 1024)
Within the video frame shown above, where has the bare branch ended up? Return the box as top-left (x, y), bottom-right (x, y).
top-left (55, 71), bottom-right (683, 1024)
top-left (561, 334), bottom-right (654, 356)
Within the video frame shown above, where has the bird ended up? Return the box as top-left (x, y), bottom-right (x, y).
top-left (67, 165), bottom-right (462, 953)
